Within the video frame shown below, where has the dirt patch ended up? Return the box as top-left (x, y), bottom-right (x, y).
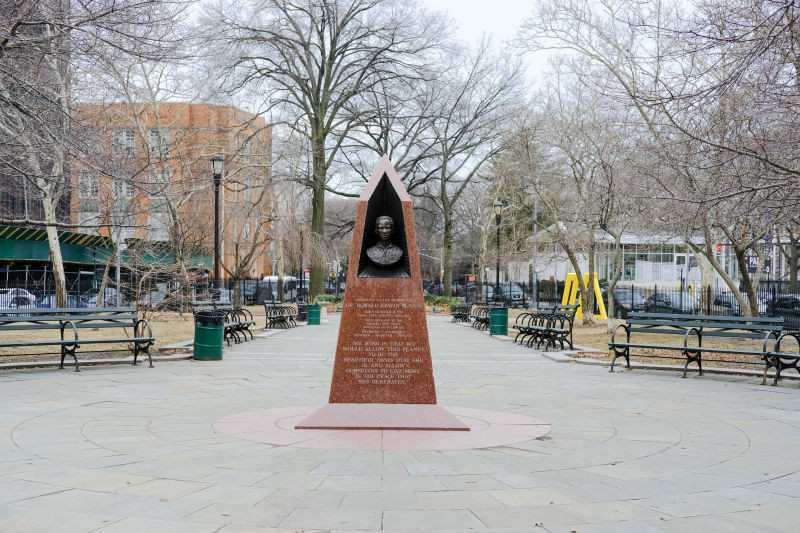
top-left (569, 321), bottom-right (779, 370)
top-left (0, 307), bottom-right (267, 363)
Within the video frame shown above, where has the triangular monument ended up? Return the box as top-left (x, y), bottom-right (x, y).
top-left (295, 156), bottom-right (468, 431)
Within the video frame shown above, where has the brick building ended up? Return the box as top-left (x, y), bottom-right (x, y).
top-left (72, 102), bottom-right (273, 280)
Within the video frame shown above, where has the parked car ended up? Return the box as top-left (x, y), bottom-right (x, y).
top-left (428, 281), bottom-right (464, 297)
top-left (604, 287), bottom-right (646, 318)
top-left (137, 290), bottom-right (167, 309)
top-left (35, 294), bottom-right (88, 308)
top-left (324, 281), bottom-right (346, 295)
top-left (765, 296), bottom-right (800, 330)
top-left (0, 288), bottom-right (36, 309)
top-left (711, 292), bottom-right (767, 316)
top-left (645, 292), bottom-right (697, 314)
top-left (465, 283), bottom-right (494, 302)
top-left (497, 283), bottom-right (525, 308)
top-left (82, 288), bottom-right (120, 307)
top-left (240, 280), bottom-right (260, 305)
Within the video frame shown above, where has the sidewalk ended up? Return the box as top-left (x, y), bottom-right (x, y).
top-left (0, 314), bottom-right (798, 532)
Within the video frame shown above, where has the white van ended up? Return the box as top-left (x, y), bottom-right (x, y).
top-left (259, 276), bottom-right (309, 302)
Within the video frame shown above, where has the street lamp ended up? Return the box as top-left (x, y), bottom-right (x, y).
top-left (493, 200), bottom-right (503, 306)
top-left (210, 155), bottom-right (223, 290)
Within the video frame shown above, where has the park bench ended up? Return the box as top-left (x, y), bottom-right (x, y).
top-left (297, 302), bottom-right (308, 322)
top-left (451, 304), bottom-right (472, 323)
top-left (264, 303), bottom-right (298, 329)
top-left (763, 331), bottom-right (800, 385)
top-left (609, 312), bottom-right (800, 384)
top-left (0, 307), bottom-right (154, 371)
top-left (470, 306), bottom-right (490, 331)
top-left (513, 304), bottom-right (579, 351)
top-left (194, 301), bottom-right (256, 346)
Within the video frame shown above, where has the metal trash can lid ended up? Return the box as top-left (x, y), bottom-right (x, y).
top-left (195, 310), bottom-right (226, 326)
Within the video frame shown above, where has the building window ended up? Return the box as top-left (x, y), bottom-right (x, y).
top-left (78, 172), bottom-right (99, 212)
top-left (115, 130), bottom-right (136, 152)
top-left (112, 178), bottom-right (134, 200)
top-left (78, 172), bottom-right (99, 200)
top-left (148, 212), bottom-right (170, 241)
top-left (149, 129), bottom-right (170, 157)
top-left (239, 137), bottom-right (251, 165)
top-left (150, 196), bottom-right (169, 214)
top-left (148, 168), bottom-right (171, 185)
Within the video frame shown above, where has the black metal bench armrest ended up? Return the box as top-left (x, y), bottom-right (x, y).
top-left (683, 327), bottom-right (701, 349)
top-left (135, 318), bottom-right (153, 340)
top-left (515, 312), bottom-right (535, 325)
top-left (775, 332), bottom-right (800, 353)
top-left (60, 319), bottom-right (79, 342)
top-left (610, 323), bottom-right (630, 345)
top-left (762, 330), bottom-right (781, 353)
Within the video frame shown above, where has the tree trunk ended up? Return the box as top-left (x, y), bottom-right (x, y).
top-left (309, 140), bottom-right (326, 301)
top-left (583, 243), bottom-right (596, 326)
top-left (442, 195), bottom-right (453, 298)
top-left (790, 236), bottom-right (798, 293)
top-left (694, 240), bottom-right (754, 316)
top-left (733, 246), bottom-right (759, 316)
top-left (606, 230), bottom-right (622, 333)
top-left (563, 242), bottom-right (589, 324)
top-left (96, 258), bottom-right (112, 308)
top-left (276, 237), bottom-right (284, 303)
top-left (42, 199), bottom-right (67, 307)
top-left (697, 249), bottom-right (715, 313)
top-left (232, 274), bottom-right (242, 308)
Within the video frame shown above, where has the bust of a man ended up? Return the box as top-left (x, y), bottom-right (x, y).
top-left (359, 216), bottom-right (409, 278)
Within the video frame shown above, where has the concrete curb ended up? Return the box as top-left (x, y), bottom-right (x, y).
top-left (463, 319), bottom-right (800, 383)
top-left (0, 325), bottom-right (283, 371)
top-left (0, 352), bottom-right (193, 371)
top-left (567, 353), bottom-right (800, 381)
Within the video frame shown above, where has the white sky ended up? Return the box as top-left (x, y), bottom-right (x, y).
top-left (423, 0), bottom-right (550, 87)
top-left (425, 0), bottom-right (532, 45)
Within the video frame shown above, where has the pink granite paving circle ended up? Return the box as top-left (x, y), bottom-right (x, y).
top-left (213, 405), bottom-right (551, 451)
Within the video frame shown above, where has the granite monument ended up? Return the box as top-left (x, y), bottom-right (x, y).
top-left (295, 156), bottom-right (468, 431)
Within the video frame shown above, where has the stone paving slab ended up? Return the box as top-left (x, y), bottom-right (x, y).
top-left (0, 314), bottom-right (798, 531)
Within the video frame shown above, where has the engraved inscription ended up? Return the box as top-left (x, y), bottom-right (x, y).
top-left (340, 296), bottom-right (426, 386)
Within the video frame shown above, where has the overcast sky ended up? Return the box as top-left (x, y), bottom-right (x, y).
top-left (423, 0), bottom-right (549, 86)
top-left (425, 0), bottom-right (531, 45)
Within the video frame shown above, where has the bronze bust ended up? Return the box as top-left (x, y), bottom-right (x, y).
top-left (359, 216), bottom-right (410, 278)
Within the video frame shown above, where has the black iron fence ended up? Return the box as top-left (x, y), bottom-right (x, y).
top-left (0, 267), bottom-right (317, 310)
top-left (2, 265), bottom-right (798, 329)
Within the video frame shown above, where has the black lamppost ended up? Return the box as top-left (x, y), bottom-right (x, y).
top-left (210, 155), bottom-right (223, 290)
top-left (493, 200), bottom-right (503, 306)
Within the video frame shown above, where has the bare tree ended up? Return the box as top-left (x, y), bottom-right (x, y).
top-left (425, 40), bottom-right (523, 297)
top-left (221, 170), bottom-right (273, 307)
top-left (0, 0), bottom-right (186, 305)
top-left (519, 0), bottom-right (793, 315)
top-left (213, 0), bottom-right (446, 298)
top-left (496, 60), bottom-right (638, 325)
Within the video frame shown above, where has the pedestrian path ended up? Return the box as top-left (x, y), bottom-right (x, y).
top-left (0, 314), bottom-right (797, 532)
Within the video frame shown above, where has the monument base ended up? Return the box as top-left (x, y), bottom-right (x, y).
top-left (294, 403), bottom-right (470, 431)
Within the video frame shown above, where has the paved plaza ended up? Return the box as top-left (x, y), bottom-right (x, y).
top-left (0, 314), bottom-right (799, 532)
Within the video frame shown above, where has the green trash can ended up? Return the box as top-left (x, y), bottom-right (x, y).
top-left (489, 306), bottom-right (508, 336)
top-left (307, 304), bottom-right (321, 325)
top-left (194, 310), bottom-right (225, 360)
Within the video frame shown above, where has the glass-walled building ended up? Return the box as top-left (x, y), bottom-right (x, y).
top-left (525, 230), bottom-right (790, 287)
